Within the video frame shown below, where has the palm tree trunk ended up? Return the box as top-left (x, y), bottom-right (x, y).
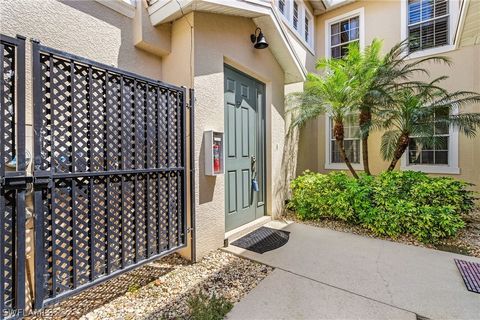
top-left (361, 138), bottom-right (370, 174)
top-left (359, 109), bottom-right (371, 175)
top-left (387, 133), bottom-right (410, 171)
top-left (334, 120), bottom-right (359, 179)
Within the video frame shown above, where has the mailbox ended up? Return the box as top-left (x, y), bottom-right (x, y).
top-left (204, 130), bottom-right (225, 176)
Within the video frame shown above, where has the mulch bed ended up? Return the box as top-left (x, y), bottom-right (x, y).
top-left (285, 210), bottom-right (480, 258)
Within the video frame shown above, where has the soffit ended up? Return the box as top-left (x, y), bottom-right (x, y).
top-left (148, 0), bottom-right (307, 83)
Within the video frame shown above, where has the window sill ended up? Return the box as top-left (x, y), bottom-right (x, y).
top-left (406, 44), bottom-right (456, 60)
top-left (400, 164), bottom-right (460, 174)
top-left (325, 162), bottom-right (364, 171)
top-left (95, 0), bottom-right (136, 18)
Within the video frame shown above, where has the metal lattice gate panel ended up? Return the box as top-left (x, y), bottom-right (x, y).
top-left (31, 42), bottom-right (188, 309)
top-left (0, 35), bottom-right (27, 320)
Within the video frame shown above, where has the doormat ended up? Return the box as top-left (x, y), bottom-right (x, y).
top-left (455, 259), bottom-right (480, 294)
top-left (231, 227), bottom-right (290, 254)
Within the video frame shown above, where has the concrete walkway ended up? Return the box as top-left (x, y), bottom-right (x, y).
top-left (224, 221), bottom-right (480, 320)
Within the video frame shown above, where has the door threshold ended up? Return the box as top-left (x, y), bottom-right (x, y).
top-left (224, 216), bottom-right (272, 245)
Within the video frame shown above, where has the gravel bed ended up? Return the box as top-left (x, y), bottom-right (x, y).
top-left (33, 250), bottom-right (272, 320)
top-left (285, 210), bottom-right (480, 258)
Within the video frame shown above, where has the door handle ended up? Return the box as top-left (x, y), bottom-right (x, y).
top-left (251, 155), bottom-right (256, 176)
top-left (251, 155), bottom-right (259, 193)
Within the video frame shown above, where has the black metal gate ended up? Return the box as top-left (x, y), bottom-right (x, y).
top-left (31, 41), bottom-right (189, 308)
top-left (0, 35), bottom-right (27, 319)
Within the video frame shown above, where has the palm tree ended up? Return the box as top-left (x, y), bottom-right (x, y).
top-left (377, 79), bottom-right (480, 171)
top-left (357, 39), bottom-right (451, 175)
top-left (290, 43), bottom-right (372, 179)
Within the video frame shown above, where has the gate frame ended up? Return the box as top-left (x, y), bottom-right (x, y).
top-left (0, 34), bottom-right (27, 320)
top-left (31, 39), bottom-right (192, 309)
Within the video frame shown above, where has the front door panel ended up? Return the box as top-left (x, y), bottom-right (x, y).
top-left (224, 66), bottom-right (265, 231)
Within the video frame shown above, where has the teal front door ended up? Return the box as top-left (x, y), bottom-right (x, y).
top-left (224, 65), bottom-right (265, 232)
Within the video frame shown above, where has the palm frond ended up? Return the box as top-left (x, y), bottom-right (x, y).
top-left (286, 91), bottom-right (326, 129)
top-left (447, 113), bottom-right (480, 137)
top-left (380, 130), bottom-right (402, 161)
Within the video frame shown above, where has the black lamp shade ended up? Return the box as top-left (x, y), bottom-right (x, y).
top-left (254, 32), bottom-right (269, 49)
top-left (251, 29), bottom-right (269, 49)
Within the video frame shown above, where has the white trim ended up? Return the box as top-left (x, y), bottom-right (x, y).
top-left (400, 0), bottom-right (460, 59)
top-left (275, 0), bottom-right (315, 52)
top-left (324, 7), bottom-right (365, 58)
top-left (95, 0), bottom-right (136, 18)
top-left (148, 0), bottom-right (307, 83)
top-left (324, 115), bottom-right (364, 171)
top-left (400, 108), bottom-right (460, 175)
top-left (406, 44), bottom-right (456, 59)
top-left (453, 0), bottom-right (469, 47)
top-left (304, 9), bottom-right (314, 48)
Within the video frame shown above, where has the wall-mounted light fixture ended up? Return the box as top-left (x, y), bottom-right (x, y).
top-left (250, 27), bottom-right (269, 49)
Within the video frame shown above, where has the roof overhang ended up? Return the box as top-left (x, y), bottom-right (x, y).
top-left (148, 0), bottom-right (307, 83)
top-left (308, 0), bottom-right (355, 15)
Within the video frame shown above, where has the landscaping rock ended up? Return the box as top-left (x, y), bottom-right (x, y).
top-left (33, 251), bottom-right (272, 319)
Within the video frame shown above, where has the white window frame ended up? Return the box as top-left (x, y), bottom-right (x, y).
top-left (275, 0), bottom-right (315, 52)
top-left (400, 107), bottom-right (459, 174)
top-left (324, 7), bottom-right (365, 58)
top-left (304, 9), bottom-right (314, 47)
top-left (293, 1), bottom-right (300, 30)
top-left (324, 115), bottom-right (364, 171)
top-left (400, 0), bottom-right (460, 59)
top-left (277, 0), bottom-right (289, 18)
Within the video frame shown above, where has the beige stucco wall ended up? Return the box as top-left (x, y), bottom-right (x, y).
top-left (297, 0), bottom-right (480, 193)
top-left (193, 12), bottom-right (286, 259)
top-left (160, 13), bottom-right (195, 259)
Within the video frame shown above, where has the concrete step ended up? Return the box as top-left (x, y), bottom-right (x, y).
top-left (224, 216), bottom-right (272, 246)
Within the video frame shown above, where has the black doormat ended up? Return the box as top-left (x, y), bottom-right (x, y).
top-left (455, 259), bottom-right (480, 294)
top-left (231, 227), bottom-right (290, 254)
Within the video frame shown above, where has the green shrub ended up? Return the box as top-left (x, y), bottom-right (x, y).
top-left (290, 170), bottom-right (475, 243)
top-left (289, 171), bottom-right (357, 222)
top-left (188, 293), bottom-right (233, 320)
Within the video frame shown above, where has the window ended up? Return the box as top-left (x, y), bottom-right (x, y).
top-left (408, 0), bottom-right (449, 52)
top-left (293, 2), bottom-right (299, 30)
top-left (304, 14), bottom-right (310, 42)
top-left (279, 0), bottom-right (286, 15)
top-left (408, 107), bottom-right (449, 165)
top-left (329, 16), bottom-right (360, 59)
top-left (401, 107), bottom-right (459, 174)
top-left (275, 0), bottom-right (314, 50)
top-left (329, 115), bottom-right (361, 164)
